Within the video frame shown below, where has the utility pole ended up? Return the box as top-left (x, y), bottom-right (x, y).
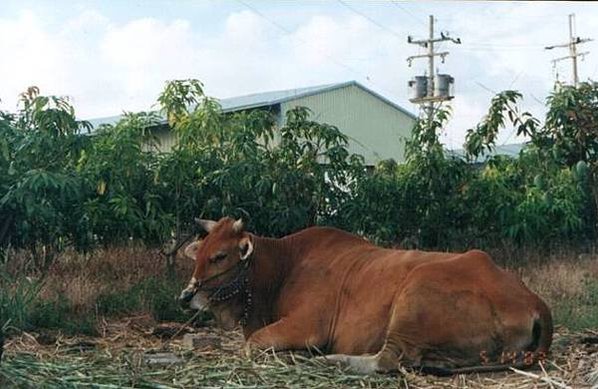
top-left (545, 13), bottom-right (592, 86)
top-left (407, 15), bottom-right (461, 123)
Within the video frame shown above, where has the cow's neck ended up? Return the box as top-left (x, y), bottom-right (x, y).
top-left (241, 235), bottom-right (292, 336)
top-left (207, 234), bottom-right (293, 337)
top-left (250, 235), bottom-right (291, 290)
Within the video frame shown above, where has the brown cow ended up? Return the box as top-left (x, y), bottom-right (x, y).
top-left (179, 217), bottom-right (552, 375)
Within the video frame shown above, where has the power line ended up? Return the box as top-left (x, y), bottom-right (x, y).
top-left (235, 0), bottom-right (367, 77)
top-left (336, 0), bottom-right (403, 39)
top-left (453, 46), bottom-right (544, 53)
top-left (474, 81), bottom-right (497, 95)
top-left (234, 0), bottom-right (400, 101)
top-left (390, 1), bottom-right (427, 28)
top-left (465, 43), bottom-right (548, 48)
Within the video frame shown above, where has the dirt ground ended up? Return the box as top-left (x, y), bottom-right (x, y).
top-left (1, 316), bottom-right (597, 388)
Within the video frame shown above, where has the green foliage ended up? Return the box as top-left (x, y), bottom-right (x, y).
top-left (542, 82), bottom-right (598, 233)
top-left (544, 82), bottom-right (598, 164)
top-left (338, 108), bottom-right (472, 247)
top-left (460, 84), bottom-right (596, 245)
top-left (464, 90), bottom-right (540, 161)
top-left (0, 88), bottom-right (91, 254)
top-left (1, 79), bottom-right (597, 258)
top-left (78, 112), bottom-right (169, 245)
top-left (155, 80), bottom-right (363, 237)
top-left (463, 154), bottom-right (585, 244)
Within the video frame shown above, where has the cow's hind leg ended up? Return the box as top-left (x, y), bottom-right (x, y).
top-left (318, 339), bottom-right (415, 374)
top-left (318, 301), bottom-right (424, 374)
top-left (318, 354), bottom-right (380, 374)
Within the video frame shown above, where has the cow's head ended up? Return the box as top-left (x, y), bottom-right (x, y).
top-left (178, 217), bottom-right (253, 328)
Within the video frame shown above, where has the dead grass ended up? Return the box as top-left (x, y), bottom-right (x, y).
top-left (521, 258), bottom-right (597, 301)
top-left (515, 253), bottom-right (598, 331)
top-left (38, 246), bottom-right (178, 308)
top-left (1, 316), bottom-right (597, 388)
top-left (4, 244), bottom-right (192, 315)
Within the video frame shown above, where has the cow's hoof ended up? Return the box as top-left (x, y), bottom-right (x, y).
top-left (315, 354), bottom-right (380, 374)
top-left (243, 344), bottom-right (253, 359)
top-left (314, 355), bottom-right (341, 367)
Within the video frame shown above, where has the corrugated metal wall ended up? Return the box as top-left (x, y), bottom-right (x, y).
top-left (152, 84), bottom-right (416, 165)
top-left (280, 84), bottom-right (415, 165)
top-left (152, 126), bottom-right (177, 152)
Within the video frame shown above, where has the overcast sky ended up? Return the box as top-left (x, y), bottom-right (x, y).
top-left (1, 1), bottom-right (598, 149)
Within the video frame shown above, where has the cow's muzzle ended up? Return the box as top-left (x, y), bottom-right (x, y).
top-left (178, 278), bottom-right (201, 308)
top-left (178, 289), bottom-right (195, 306)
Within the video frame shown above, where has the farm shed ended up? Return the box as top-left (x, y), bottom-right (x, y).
top-left (447, 143), bottom-right (525, 162)
top-left (88, 81), bottom-right (417, 166)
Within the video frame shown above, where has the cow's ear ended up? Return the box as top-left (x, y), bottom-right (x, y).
top-left (195, 218), bottom-right (217, 233)
top-left (184, 240), bottom-right (203, 260)
top-left (232, 218), bottom-right (244, 233)
top-left (239, 236), bottom-right (253, 261)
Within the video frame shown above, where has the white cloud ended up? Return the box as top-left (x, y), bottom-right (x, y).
top-left (0, 11), bottom-right (69, 109)
top-left (62, 9), bottom-right (109, 33)
top-left (99, 17), bottom-right (201, 103)
top-left (224, 10), bottom-right (268, 46)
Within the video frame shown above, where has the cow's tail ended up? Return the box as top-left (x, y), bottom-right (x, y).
top-left (424, 305), bottom-right (554, 376)
top-left (532, 300), bottom-right (553, 356)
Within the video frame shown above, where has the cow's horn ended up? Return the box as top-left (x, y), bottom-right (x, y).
top-left (232, 218), bottom-right (244, 233)
top-left (195, 218), bottom-right (217, 232)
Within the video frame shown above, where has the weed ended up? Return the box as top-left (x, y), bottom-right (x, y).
top-left (0, 270), bottom-right (43, 333)
top-left (96, 276), bottom-right (187, 322)
top-left (28, 296), bottom-right (98, 336)
top-left (553, 277), bottom-right (598, 331)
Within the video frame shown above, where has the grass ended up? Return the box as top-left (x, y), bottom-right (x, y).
top-left (518, 257), bottom-right (598, 331)
top-left (28, 295), bottom-right (99, 336)
top-left (554, 279), bottom-right (598, 331)
top-left (0, 271), bottom-right (44, 333)
top-left (95, 277), bottom-right (188, 322)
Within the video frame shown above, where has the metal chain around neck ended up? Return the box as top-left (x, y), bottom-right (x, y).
top-left (199, 254), bottom-right (254, 328)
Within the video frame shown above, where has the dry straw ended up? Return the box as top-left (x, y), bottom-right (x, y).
top-left (1, 317), bottom-right (596, 388)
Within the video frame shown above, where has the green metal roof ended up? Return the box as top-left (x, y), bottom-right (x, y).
top-left (219, 81), bottom-right (417, 119)
top-left (86, 80), bottom-right (416, 128)
top-left (87, 114), bottom-right (123, 129)
top-left (448, 143), bottom-right (525, 162)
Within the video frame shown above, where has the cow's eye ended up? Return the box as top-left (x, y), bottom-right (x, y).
top-left (210, 252), bottom-right (227, 263)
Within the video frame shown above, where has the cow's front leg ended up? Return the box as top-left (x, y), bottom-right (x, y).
top-left (245, 317), bottom-right (324, 356)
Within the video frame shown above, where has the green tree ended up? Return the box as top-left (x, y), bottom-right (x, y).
top-left (0, 87), bottom-right (91, 263)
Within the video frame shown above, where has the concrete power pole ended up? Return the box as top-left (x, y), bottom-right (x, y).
top-left (545, 13), bottom-right (592, 86)
top-left (407, 15), bottom-right (461, 123)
